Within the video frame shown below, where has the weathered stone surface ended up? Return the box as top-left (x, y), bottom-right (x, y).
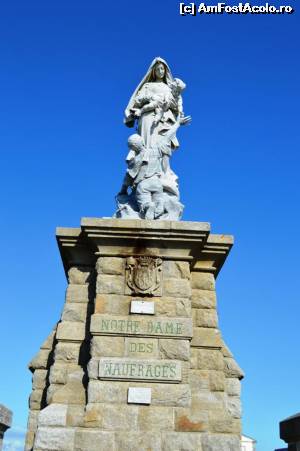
top-left (191, 272), bottom-right (215, 290)
top-left (32, 369), bottom-right (48, 390)
top-left (191, 391), bottom-right (224, 412)
top-left (224, 357), bottom-right (244, 379)
top-left (91, 314), bottom-right (193, 338)
top-left (66, 405), bottom-right (85, 427)
top-left (29, 349), bottom-right (52, 371)
top-left (201, 432), bottom-right (240, 450)
top-left (27, 410), bottom-right (39, 430)
top-left (155, 297), bottom-right (191, 317)
top-left (209, 370), bottom-right (225, 391)
top-left (226, 378), bottom-right (241, 396)
top-left (197, 349), bottom-right (224, 370)
top-left (91, 336), bottom-right (125, 357)
top-left (226, 396), bottom-right (242, 419)
top-left (152, 384), bottom-right (191, 407)
top-left (40, 329), bottom-right (56, 350)
top-left (175, 408), bottom-right (209, 432)
top-left (159, 339), bottom-right (190, 361)
top-left (138, 406), bottom-right (174, 431)
top-left (125, 337), bottom-right (158, 358)
top-left (96, 274), bottom-right (124, 294)
top-left (221, 340), bottom-right (234, 357)
top-left (38, 404), bottom-right (67, 426)
top-left (34, 426), bottom-right (75, 450)
top-left (68, 267), bottom-right (91, 284)
top-left (96, 257), bottom-right (124, 275)
top-left (49, 380), bottom-right (86, 405)
top-left (24, 430), bottom-right (35, 450)
top-left (94, 294), bottom-right (131, 315)
top-left (190, 349), bottom-right (198, 369)
top-left (91, 336), bottom-right (124, 357)
top-left (192, 289), bottom-right (217, 309)
top-left (88, 380), bottom-right (127, 404)
top-left (115, 431), bottom-right (161, 451)
top-left (175, 298), bottom-right (192, 317)
top-left (49, 361), bottom-right (69, 384)
top-left (62, 303), bottom-right (88, 323)
top-left (196, 309), bottom-right (218, 328)
top-left (87, 358), bottom-right (99, 380)
top-left (191, 328), bottom-right (222, 348)
top-left (83, 403), bottom-right (140, 430)
top-left (163, 278), bottom-right (191, 298)
top-left (189, 370), bottom-right (210, 391)
top-left (29, 389), bottom-right (44, 410)
top-left (162, 432), bottom-right (202, 451)
top-left (56, 321), bottom-right (86, 341)
top-left (55, 342), bottom-right (81, 362)
top-left (66, 284), bottom-right (89, 303)
top-left (209, 411), bottom-right (241, 433)
top-left (99, 357), bottom-right (181, 382)
top-left (88, 381), bottom-right (190, 407)
top-left (46, 384), bottom-right (61, 404)
top-left (83, 404), bottom-right (103, 427)
top-left (163, 261), bottom-right (190, 279)
top-left (74, 430), bottom-right (114, 451)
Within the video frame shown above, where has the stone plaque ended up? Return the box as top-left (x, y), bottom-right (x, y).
top-left (127, 387), bottom-right (152, 404)
top-left (130, 300), bottom-right (155, 315)
top-left (91, 314), bottom-right (193, 339)
top-left (99, 358), bottom-right (181, 382)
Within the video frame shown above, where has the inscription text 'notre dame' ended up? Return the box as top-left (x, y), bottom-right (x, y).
top-left (91, 315), bottom-right (193, 338)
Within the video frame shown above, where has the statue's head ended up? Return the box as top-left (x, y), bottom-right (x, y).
top-left (128, 134), bottom-right (144, 153)
top-left (150, 61), bottom-right (167, 83)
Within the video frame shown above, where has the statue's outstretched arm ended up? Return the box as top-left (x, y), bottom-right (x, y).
top-left (162, 115), bottom-right (192, 146)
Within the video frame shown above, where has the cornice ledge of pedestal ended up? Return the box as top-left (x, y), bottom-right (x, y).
top-left (80, 217), bottom-right (211, 260)
top-left (192, 233), bottom-right (234, 277)
top-left (80, 217), bottom-right (210, 241)
top-left (56, 226), bottom-right (94, 276)
top-left (56, 227), bottom-right (81, 246)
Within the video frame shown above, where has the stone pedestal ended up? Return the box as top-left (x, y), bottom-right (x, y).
top-left (25, 218), bottom-right (244, 451)
top-left (0, 404), bottom-right (12, 451)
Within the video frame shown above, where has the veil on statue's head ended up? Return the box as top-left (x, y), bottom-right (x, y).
top-left (124, 57), bottom-right (174, 127)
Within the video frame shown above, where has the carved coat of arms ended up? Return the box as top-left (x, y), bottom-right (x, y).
top-left (125, 256), bottom-right (162, 295)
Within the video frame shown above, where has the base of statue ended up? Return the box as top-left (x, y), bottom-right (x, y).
top-left (25, 218), bottom-right (243, 451)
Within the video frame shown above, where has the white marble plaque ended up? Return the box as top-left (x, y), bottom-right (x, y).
top-left (99, 357), bottom-right (182, 382)
top-left (130, 300), bottom-right (155, 315)
top-left (127, 387), bottom-right (151, 404)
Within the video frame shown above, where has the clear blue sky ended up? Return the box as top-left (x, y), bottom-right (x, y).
top-left (0, 1), bottom-right (299, 450)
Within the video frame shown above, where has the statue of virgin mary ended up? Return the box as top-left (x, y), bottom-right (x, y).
top-left (115, 57), bottom-right (190, 221)
top-left (124, 57), bottom-right (185, 149)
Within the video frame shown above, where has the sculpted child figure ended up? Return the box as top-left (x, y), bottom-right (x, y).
top-left (119, 134), bottom-right (164, 220)
top-left (117, 115), bottom-right (191, 220)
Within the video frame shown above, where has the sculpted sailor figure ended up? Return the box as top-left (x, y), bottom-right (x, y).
top-left (115, 57), bottom-right (190, 220)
